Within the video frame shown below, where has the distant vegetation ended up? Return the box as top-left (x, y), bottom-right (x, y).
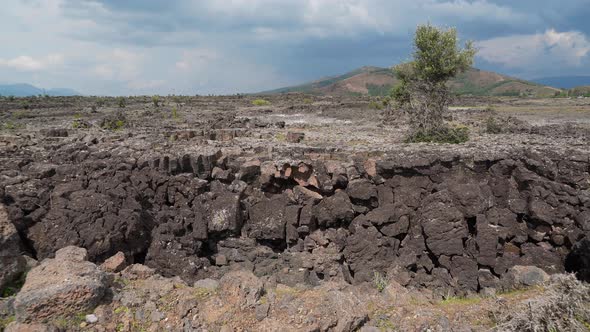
top-left (117, 97), bottom-right (126, 108)
top-left (252, 99), bottom-right (271, 106)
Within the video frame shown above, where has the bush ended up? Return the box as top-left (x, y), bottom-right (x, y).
top-left (405, 125), bottom-right (469, 144)
top-left (1, 121), bottom-right (23, 130)
top-left (369, 100), bottom-right (384, 110)
top-left (20, 100), bottom-right (30, 110)
top-left (72, 119), bottom-right (90, 129)
top-left (117, 97), bottom-right (126, 108)
top-left (485, 117), bottom-right (502, 134)
top-left (100, 112), bottom-right (126, 131)
top-left (152, 95), bottom-right (160, 107)
top-left (494, 274), bottom-right (590, 331)
top-left (252, 99), bottom-right (271, 106)
top-left (95, 98), bottom-right (106, 108)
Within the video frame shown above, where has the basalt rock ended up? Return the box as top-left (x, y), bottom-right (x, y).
top-left (0, 204), bottom-right (26, 291)
top-left (1, 146), bottom-right (589, 295)
top-left (14, 247), bottom-right (107, 323)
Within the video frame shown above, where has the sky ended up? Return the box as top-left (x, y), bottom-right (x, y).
top-left (1, 0), bottom-right (589, 96)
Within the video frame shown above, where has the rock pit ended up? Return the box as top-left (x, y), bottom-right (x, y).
top-left (1, 94), bottom-right (589, 330)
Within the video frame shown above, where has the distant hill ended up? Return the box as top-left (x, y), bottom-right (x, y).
top-left (533, 76), bottom-right (590, 89)
top-left (263, 66), bottom-right (560, 97)
top-left (0, 83), bottom-right (81, 97)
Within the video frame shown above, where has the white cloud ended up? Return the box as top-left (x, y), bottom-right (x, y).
top-left (175, 49), bottom-right (219, 71)
top-left (0, 54), bottom-right (64, 71)
top-left (92, 49), bottom-right (143, 81)
top-left (477, 29), bottom-right (590, 69)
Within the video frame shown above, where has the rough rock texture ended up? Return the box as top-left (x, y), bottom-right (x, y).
top-left (13, 247), bottom-right (108, 323)
top-left (0, 204), bottom-right (26, 291)
top-left (1, 149), bottom-right (589, 295)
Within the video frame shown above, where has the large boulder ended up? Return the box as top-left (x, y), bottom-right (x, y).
top-left (219, 270), bottom-right (263, 308)
top-left (500, 265), bottom-right (549, 291)
top-left (14, 247), bottom-right (108, 323)
top-left (346, 179), bottom-right (377, 207)
top-left (313, 191), bottom-right (354, 227)
top-left (420, 191), bottom-right (468, 256)
top-left (344, 216), bottom-right (398, 283)
top-left (0, 204), bottom-right (26, 291)
top-left (206, 192), bottom-right (243, 234)
top-left (247, 195), bottom-right (289, 240)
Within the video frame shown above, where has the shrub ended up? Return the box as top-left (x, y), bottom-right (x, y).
top-left (391, 24), bottom-right (475, 141)
top-left (2, 121), bottom-right (23, 130)
top-left (152, 95), bottom-right (160, 107)
top-left (100, 112), bottom-right (126, 131)
top-left (171, 106), bottom-right (179, 119)
top-left (368, 100), bottom-right (384, 110)
top-left (117, 97), bottom-right (126, 108)
top-left (485, 116), bottom-right (502, 134)
top-left (20, 100), bottom-right (30, 110)
top-left (252, 99), bottom-right (271, 106)
top-left (494, 274), bottom-right (590, 331)
top-left (404, 125), bottom-right (469, 144)
top-left (7, 96), bottom-right (15, 101)
top-left (72, 119), bottom-right (90, 129)
top-left (303, 98), bottom-right (313, 104)
top-left (373, 271), bottom-right (387, 293)
top-left (95, 98), bottom-right (106, 108)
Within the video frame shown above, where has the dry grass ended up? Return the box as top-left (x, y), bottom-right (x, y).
top-left (493, 274), bottom-right (590, 332)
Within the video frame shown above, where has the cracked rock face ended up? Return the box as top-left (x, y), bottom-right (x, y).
top-left (0, 204), bottom-right (26, 291)
top-left (3, 148), bottom-right (589, 295)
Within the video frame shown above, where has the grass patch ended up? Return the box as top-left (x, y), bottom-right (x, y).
top-left (438, 296), bottom-right (482, 306)
top-left (375, 317), bottom-right (396, 331)
top-left (1, 121), bottom-right (24, 131)
top-left (373, 271), bottom-right (387, 293)
top-left (114, 306), bottom-right (130, 314)
top-left (275, 132), bottom-right (286, 141)
top-left (193, 287), bottom-right (216, 300)
top-left (0, 316), bottom-right (15, 330)
top-left (52, 312), bottom-right (88, 330)
top-left (252, 99), bottom-right (271, 106)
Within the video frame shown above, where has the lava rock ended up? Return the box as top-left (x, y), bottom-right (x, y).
top-left (0, 204), bottom-right (27, 292)
top-left (247, 194), bottom-right (289, 240)
top-left (14, 247), bottom-right (108, 323)
top-left (313, 191), bottom-right (354, 227)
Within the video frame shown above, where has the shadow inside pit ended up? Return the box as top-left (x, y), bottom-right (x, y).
top-left (565, 239), bottom-right (590, 282)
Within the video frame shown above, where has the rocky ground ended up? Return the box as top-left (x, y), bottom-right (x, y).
top-left (0, 94), bottom-right (589, 331)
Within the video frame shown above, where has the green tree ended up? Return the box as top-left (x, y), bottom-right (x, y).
top-left (391, 24), bottom-right (476, 142)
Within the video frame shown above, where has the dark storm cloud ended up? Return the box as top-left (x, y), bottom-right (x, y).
top-left (1, 0), bottom-right (589, 94)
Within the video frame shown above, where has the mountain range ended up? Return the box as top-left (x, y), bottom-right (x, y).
top-left (263, 66), bottom-right (562, 97)
top-left (0, 83), bottom-right (81, 97)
